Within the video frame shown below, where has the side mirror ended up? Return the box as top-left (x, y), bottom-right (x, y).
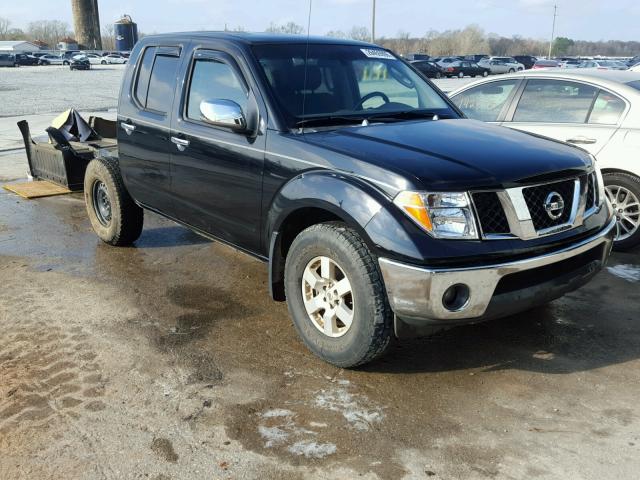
top-left (200, 99), bottom-right (247, 132)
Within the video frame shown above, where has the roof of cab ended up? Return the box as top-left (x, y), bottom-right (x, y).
top-left (140, 31), bottom-right (377, 47)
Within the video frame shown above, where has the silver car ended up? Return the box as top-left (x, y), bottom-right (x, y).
top-left (479, 57), bottom-right (525, 74)
top-left (449, 70), bottom-right (640, 249)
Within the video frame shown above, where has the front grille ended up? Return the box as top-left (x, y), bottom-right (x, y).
top-left (472, 192), bottom-right (510, 234)
top-left (522, 179), bottom-right (575, 230)
top-left (586, 173), bottom-right (596, 211)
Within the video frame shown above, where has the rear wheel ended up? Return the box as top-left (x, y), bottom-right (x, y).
top-left (458, 71), bottom-right (464, 78)
top-left (435, 72), bottom-right (442, 79)
top-left (483, 70), bottom-right (489, 77)
top-left (101, 60), bottom-right (107, 65)
top-left (84, 157), bottom-right (144, 246)
top-left (284, 223), bottom-right (393, 368)
top-left (63, 60), bottom-right (69, 65)
top-left (508, 68), bottom-right (515, 73)
top-left (604, 172), bottom-right (640, 250)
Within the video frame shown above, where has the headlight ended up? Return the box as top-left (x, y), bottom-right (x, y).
top-left (393, 191), bottom-right (479, 239)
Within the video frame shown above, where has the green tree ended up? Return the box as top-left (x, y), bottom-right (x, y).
top-left (552, 37), bottom-right (575, 56)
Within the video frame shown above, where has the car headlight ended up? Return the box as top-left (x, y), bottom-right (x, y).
top-left (393, 191), bottom-right (479, 239)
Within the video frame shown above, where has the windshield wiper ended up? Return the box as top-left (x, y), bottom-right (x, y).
top-left (294, 115), bottom-right (367, 128)
top-left (364, 110), bottom-right (443, 122)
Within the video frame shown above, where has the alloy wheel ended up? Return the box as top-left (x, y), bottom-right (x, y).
top-left (606, 185), bottom-right (640, 241)
top-left (301, 256), bottom-right (354, 338)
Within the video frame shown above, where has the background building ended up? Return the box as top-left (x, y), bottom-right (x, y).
top-left (0, 41), bottom-right (45, 52)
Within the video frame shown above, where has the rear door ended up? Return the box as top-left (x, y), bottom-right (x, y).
top-left (450, 78), bottom-right (523, 123)
top-left (503, 78), bottom-right (627, 156)
top-left (169, 46), bottom-right (266, 252)
top-left (117, 44), bottom-right (185, 215)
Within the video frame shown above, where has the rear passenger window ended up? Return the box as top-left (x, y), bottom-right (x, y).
top-left (513, 79), bottom-right (597, 123)
top-left (589, 90), bottom-right (626, 124)
top-left (134, 46), bottom-right (157, 107)
top-left (146, 55), bottom-right (180, 113)
top-left (186, 58), bottom-right (248, 121)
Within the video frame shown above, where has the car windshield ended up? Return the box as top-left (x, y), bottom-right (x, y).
top-left (252, 43), bottom-right (455, 128)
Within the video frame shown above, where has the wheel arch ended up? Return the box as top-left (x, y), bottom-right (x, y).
top-left (266, 171), bottom-right (390, 301)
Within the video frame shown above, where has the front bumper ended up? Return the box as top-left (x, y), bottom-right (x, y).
top-left (378, 215), bottom-right (616, 324)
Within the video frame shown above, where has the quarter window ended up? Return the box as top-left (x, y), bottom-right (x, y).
top-left (588, 90), bottom-right (625, 124)
top-left (451, 80), bottom-right (519, 122)
top-left (186, 58), bottom-right (248, 121)
top-left (513, 79), bottom-right (597, 123)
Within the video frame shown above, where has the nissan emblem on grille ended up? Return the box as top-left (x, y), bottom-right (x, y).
top-left (544, 191), bottom-right (565, 220)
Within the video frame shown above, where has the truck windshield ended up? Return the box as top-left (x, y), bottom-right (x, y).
top-left (252, 43), bottom-right (456, 128)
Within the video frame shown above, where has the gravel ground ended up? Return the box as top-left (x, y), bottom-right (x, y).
top-left (0, 65), bottom-right (125, 117)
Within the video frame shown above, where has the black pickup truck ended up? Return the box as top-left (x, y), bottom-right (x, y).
top-left (84, 33), bottom-right (616, 367)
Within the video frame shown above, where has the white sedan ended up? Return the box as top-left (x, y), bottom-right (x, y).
top-left (449, 70), bottom-right (640, 249)
top-left (75, 53), bottom-right (102, 65)
top-left (100, 54), bottom-right (127, 65)
top-left (478, 57), bottom-right (525, 74)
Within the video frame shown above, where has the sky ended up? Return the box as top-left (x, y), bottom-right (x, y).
top-left (4, 0), bottom-right (640, 42)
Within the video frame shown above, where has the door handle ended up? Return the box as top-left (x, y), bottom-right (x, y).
top-left (566, 136), bottom-right (597, 145)
top-left (171, 136), bottom-right (190, 151)
top-left (120, 122), bottom-right (136, 135)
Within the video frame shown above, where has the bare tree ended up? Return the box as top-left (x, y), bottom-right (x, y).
top-left (27, 20), bottom-right (72, 49)
top-left (0, 17), bottom-right (10, 39)
top-left (348, 26), bottom-right (371, 42)
top-left (101, 23), bottom-right (115, 50)
top-left (266, 22), bottom-right (305, 35)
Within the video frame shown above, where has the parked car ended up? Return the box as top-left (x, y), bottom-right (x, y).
top-left (479, 57), bottom-right (525, 74)
top-left (627, 55), bottom-right (640, 67)
top-left (82, 33), bottom-right (615, 367)
top-left (38, 54), bottom-right (65, 66)
top-left (450, 70), bottom-right (640, 249)
top-left (558, 58), bottom-right (582, 69)
top-left (69, 56), bottom-right (91, 70)
top-left (410, 60), bottom-right (444, 78)
top-left (629, 63), bottom-right (640, 72)
top-left (441, 60), bottom-right (490, 78)
top-left (100, 54), bottom-right (127, 64)
top-left (0, 53), bottom-right (19, 67)
top-left (514, 55), bottom-right (538, 70)
top-left (532, 59), bottom-right (560, 69)
top-left (578, 60), bottom-right (628, 71)
top-left (74, 53), bottom-right (102, 65)
top-left (436, 56), bottom-right (463, 66)
top-left (462, 54), bottom-right (489, 63)
top-left (15, 53), bottom-right (39, 66)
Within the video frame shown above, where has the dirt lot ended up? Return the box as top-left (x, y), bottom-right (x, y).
top-left (1, 62), bottom-right (640, 480)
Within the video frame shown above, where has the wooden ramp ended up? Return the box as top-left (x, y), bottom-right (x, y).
top-left (3, 180), bottom-right (72, 199)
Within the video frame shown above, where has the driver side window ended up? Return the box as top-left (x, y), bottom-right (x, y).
top-left (354, 60), bottom-right (419, 108)
top-left (186, 58), bottom-right (248, 122)
top-left (451, 80), bottom-right (519, 122)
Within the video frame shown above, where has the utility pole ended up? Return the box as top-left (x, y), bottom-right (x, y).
top-left (548, 4), bottom-right (557, 59)
top-left (371, 0), bottom-right (376, 43)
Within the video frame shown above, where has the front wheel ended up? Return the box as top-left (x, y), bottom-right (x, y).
top-left (63, 61), bottom-right (69, 65)
top-left (604, 172), bottom-right (640, 250)
top-left (508, 68), bottom-right (515, 73)
top-left (84, 157), bottom-right (144, 246)
top-left (483, 70), bottom-right (489, 77)
top-left (435, 72), bottom-right (441, 78)
top-left (284, 223), bottom-right (393, 368)
top-left (101, 60), bottom-right (107, 65)
top-left (458, 72), bottom-right (464, 78)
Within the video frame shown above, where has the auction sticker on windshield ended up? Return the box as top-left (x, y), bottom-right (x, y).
top-left (360, 48), bottom-right (395, 60)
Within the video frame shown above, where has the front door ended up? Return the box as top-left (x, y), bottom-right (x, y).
top-left (169, 48), bottom-right (265, 252)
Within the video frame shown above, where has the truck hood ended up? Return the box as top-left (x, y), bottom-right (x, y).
top-left (302, 119), bottom-right (592, 190)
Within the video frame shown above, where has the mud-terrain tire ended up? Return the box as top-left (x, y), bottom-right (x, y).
top-left (284, 222), bottom-right (393, 368)
top-left (84, 157), bottom-right (143, 246)
top-left (604, 172), bottom-right (640, 251)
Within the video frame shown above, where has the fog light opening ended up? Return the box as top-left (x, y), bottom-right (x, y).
top-left (442, 284), bottom-right (470, 312)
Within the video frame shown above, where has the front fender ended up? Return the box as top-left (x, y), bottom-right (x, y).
top-left (266, 171), bottom-right (424, 300)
